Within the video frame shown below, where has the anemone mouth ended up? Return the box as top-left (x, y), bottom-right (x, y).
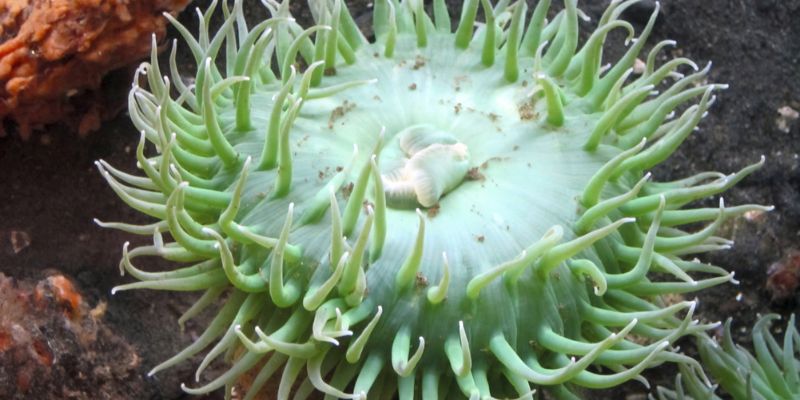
top-left (380, 124), bottom-right (471, 209)
top-left (96, 0), bottom-right (768, 398)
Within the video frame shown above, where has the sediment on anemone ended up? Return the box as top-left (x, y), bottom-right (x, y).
top-left (96, 0), bottom-right (770, 398)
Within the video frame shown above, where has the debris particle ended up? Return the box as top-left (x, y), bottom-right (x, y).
top-left (408, 83), bottom-right (417, 91)
top-left (328, 100), bottom-right (356, 129)
top-left (765, 249), bottom-right (800, 302)
top-left (90, 301), bottom-right (108, 319)
top-left (10, 230), bottom-right (31, 254)
top-left (744, 209), bottom-right (768, 223)
top-left (453, 75), bottom-right (469, 91)
top-left (776, 105), bottom-right (799, 133)
top-left (660, 293), bottom-right (686, 307)
top-left (415, 272), bottom-right (428, 288)
top-left (412, 55), bottom-right (426, 70)
top-left (454, 103), bottom-right (462, 115)
top-left (518, 102), bottom-right (537, 120)
top-left (44, 275), bottom-right (83, 319)
top-left (466, 167), bottom-right (485, 181)
top-left (427, 203), bottom-right (441, 218)
top-left (632, 58), bottom-right (646, 74)
top-left (341, 182), bottom-right (354, 200)
top-left (476, 235), bottom-right (485, 243)
top-left (362, 200), bottom-right (375, 214)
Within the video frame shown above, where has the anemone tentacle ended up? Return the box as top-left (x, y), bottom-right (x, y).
top-left (100, 0), bottom-right (767, 398)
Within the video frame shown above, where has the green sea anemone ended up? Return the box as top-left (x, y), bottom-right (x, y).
top-left (698, 314), bottom-right (800, 400)
top-left (653, 314), bottom-right (800, 400)
top-left (650, 362), bottom-right (718, 400)
top-left (96, 0), bottom-right (770, 398)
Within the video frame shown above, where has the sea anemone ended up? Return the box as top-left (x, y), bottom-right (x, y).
top-left (698, 314), bottom-right (800, 400)
top-left (650, 363), bottom-right (718, 400)
top-left (96, 0), bottom-right (770, 398)
top-left (653, 314), bottom-right (800, 400)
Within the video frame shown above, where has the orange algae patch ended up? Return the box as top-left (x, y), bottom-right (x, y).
top-left (0, 0), bottom-right (190, 138)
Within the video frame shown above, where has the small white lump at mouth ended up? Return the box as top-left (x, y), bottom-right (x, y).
top-left (380, 124), bottom-right (471, 208)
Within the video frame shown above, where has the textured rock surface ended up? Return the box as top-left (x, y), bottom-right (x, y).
top-left (0, 0), bottom-right (190, 138)
top-left (0, 272), bottom-right (143, 399)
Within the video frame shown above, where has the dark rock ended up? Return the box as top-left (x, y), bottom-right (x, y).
top-left (621, 0), bottom-right (660, 26)
top-left (0, 272), bottom-right (144, 399)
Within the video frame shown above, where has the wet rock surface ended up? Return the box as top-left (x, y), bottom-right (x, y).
top-left (0, 0), bottom-right (190, 138)
top-left (0, 272), bottom-right (142, 399)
